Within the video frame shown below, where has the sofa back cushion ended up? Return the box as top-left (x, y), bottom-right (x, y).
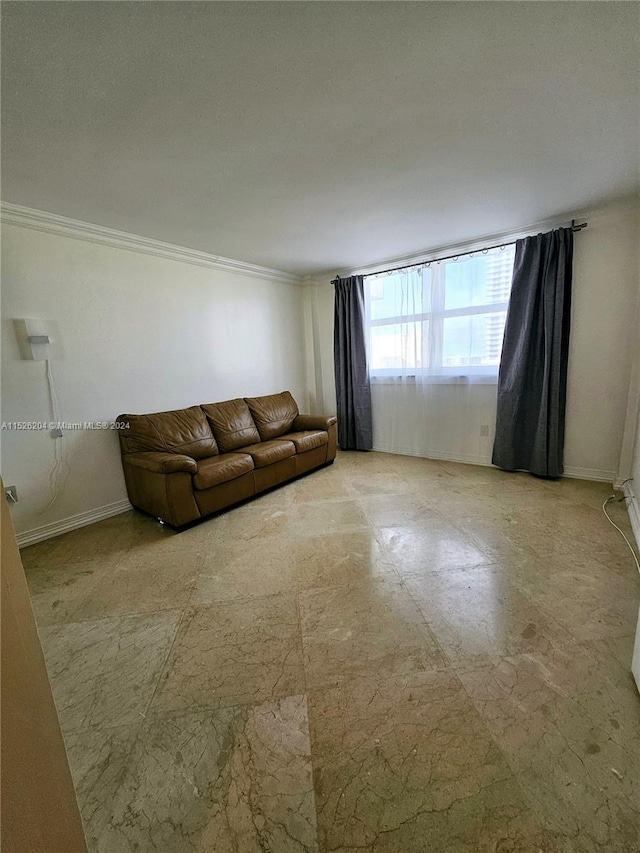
top-left (245, 391), bottom-right (299, 441)
top-left (201, 398), bottom-right (261, 453)
top-left (117, 406), bottom-right (218, 459)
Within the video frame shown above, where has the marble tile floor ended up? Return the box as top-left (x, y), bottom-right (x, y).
top-left (22, 451), bottom-right (640, 852)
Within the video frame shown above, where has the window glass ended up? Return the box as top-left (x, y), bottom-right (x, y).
top-left (444, 254), bottom-right (511, 310)
top-left (442, 311), bottom-right (507, 368)
top-left (365, 245), bottom-right (514, 379)
top-left (368, 269), bottom-right (431, 321)
top-left (369, 322), bottom-right (426, 370)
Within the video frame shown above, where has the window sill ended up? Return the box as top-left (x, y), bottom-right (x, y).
top-left (370, 374), bottom-right (498, 386)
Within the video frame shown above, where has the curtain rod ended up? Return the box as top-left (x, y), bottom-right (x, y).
top-left (332, 219), bottom-right (587, 283)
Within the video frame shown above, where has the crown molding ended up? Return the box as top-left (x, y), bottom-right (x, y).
top-left (1, 202), bottom-right (302, 286)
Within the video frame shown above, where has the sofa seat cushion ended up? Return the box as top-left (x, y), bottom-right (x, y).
top-left (201, 399), bottom-right (261, 453)
top-left (279, 430), bottom-right (328, 453)
top-left (245, 392), bottom-right (299, 441)
top-left (193, 453), bottom-right (254, 490)
top-left (231, 439), bottom-right (295, 468)
top-left (117, 406), bottom-right (218, 459)
top-left (124, 451), bottom-right (197, 474)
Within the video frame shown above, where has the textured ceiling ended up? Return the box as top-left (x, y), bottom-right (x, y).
top-left (2, 2), bottom-right (638, 276)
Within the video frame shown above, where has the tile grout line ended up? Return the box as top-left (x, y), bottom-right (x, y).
top-left (139, 606), bottom-right (189, 722)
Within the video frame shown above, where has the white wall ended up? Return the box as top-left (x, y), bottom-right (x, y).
top-left (308, 197), bottom-right (640, 480)
top-left (624, 256), bottom-right (640, 689)
top-left (620, 233), bottom-right (640, 539)
top-left (564, 198), bottom-right (639, 479)
top-left (1, 223), bottom-right (307, 538)
top-left (628, 399), bottom-right (640, 538)
top-left (368, 382), bottom-right (499, 465)
top-left (302, 281), bottom-right (336, 416)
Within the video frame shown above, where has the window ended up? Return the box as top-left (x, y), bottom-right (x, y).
top-left (364, 246), bottom-right (515, 380)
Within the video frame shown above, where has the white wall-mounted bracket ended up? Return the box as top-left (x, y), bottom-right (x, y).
top-left (13, 319), bottom-right (53, 361)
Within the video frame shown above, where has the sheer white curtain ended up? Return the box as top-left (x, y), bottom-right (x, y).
top-left (363, 246), bottom-right (515, 463)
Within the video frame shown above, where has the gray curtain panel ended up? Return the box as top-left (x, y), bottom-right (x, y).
top-left (333, 275), bottom-right (373, 450)
top-left (492, 227), bottom-right (573, 478)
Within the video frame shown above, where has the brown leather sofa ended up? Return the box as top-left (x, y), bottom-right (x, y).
top-left (116, 391), bottom-right (337, 528)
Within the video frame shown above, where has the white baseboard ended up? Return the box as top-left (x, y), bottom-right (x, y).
top-left (372, 444), bottom-right (492, 467)
top-left (373, 447), bottom-right (617, 482)
top-left (563, 466), bottom-right (616, 483)
top-left (623, 481), bottom-right (640, 553)
top-left (16, 499), bottom-right (133, 548)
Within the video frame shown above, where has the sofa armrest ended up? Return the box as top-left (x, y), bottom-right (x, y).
top-left (123, 451), bottom-right (198, 474)
top-left (293, 414), bottom-right (337, 431)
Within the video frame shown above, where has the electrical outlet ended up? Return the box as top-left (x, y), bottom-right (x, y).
top-left (5, 485), bottom-right (18, 503)
top-left (480, 424), bottom-right (490, 437)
